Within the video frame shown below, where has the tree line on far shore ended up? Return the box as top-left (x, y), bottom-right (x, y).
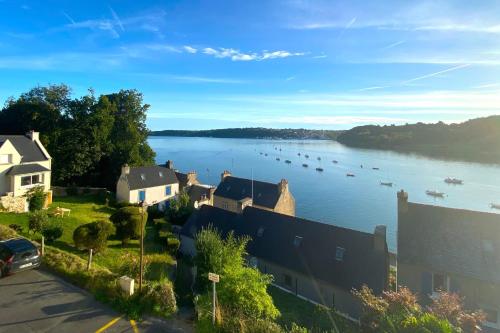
top-left (0, 84), bottom-right (155, 189)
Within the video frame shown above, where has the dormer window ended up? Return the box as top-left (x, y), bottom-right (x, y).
top-left (293, 236), bottom-right (303, 247)
top-left (159, 171), bottom-right (164, 177)
top-left (335, 247), bottom-right (345, 261)
top-left (0, 154), bottom-right (11, 164)
top-left (257, 227), bottom-right (265, 237)
top-left (257, 193), bottom-right (262, 198)
top-left (140, 174), bottom-right (146, 181)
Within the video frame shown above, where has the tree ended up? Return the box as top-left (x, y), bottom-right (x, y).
top-left (25, 186), bottom-right (47, 211)
top-left (73, 220), bottom-right (115, 252)
top-left (429, 292), bottom-right (485, 333)
top-left (167, 191), bottom-right (193, 225)
top-left (194, 227), bottom-right (279, 321)
top-left (41, 220), bottom-right (63, 243)
top-left (28, 210), bottom-right (49, 234)
top-left (110, 206), bottom-right (147, 245)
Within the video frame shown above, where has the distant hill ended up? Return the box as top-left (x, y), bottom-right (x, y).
top-left (337, 115), bottom-right (500, 164)
top-left (150, 127), bottom-right (342, 140)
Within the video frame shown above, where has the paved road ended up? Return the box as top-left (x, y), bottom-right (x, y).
top-left (0, 269), bottom-right (193, 333)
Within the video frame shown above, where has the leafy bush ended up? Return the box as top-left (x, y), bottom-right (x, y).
top-left (73, 220), bottom-right (115, 252)
top-left (147, 204), bottom-right (164, 220)
top-left (26, 186), bottom-right (47, 211)
top-left (166, 191), bottom-right (193, 225)
top-left (9, 224), bottom-right (23, 233)
top-left (41, 220), bottom-right (63, 243)
top-left (0, 224), bottom-right (18, 240)
top-left (28, 210), bottom-right (49, 234)
top-left (144, 278), bottom-right (177, 316)
top-left (109, 206), bottom-right (147, 245)
top-left (166, 236), bottom-right (180, 254)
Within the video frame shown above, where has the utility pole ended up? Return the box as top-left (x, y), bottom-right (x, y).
top-left (208, 272), bottom-right (220, 325)
top-left (139, 201), bottom-right (146, 292)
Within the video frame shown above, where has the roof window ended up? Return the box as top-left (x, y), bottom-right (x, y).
top-left (293, 236), bottom-right (303, 247)
top-left (257, 227), bottom-right (265, 237)
top-left (159, 171), bottom-right (164, 177)
top-left (335, 247), bottom-right (345, 261)
top-left (140, 174), bottom-right (146, 181)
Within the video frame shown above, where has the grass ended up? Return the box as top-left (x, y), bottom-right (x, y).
top-left (269, 286), bottom-right (360, 333)
top-left (0, 195), bottom-right (175, 279)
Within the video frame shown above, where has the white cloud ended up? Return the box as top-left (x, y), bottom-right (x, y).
top-left (201, 47), bottom-right (304, 61)
top-left (109, 6), bottom-right (124, 32)
top-left (380, 40), bottom-right (405, 50)
top-left (402, 64), bottom-right (470, 84)
top-left (183, 46), bottom-right (197, 54)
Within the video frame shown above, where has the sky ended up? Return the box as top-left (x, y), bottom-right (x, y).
top-left (1, 0), bottom-right (500, 130)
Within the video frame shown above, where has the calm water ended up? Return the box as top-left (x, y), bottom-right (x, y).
top-left (149, 136), bottom-right (500, 252)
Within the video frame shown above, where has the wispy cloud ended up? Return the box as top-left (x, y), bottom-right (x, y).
top-left (473, 82), bottom-right (500, 89)
top-left (183, 46), bottom-right (197, 54)
top-left (402, 64), bottom-right (470, 84)
top-left (357, 86), bottom-right (387, 92)
top-left (109, 6), bottom-right (124, 32)
top-left (286, 76), bottom-right (295, 81)
top-left (201, 47), bottom-right (305, 61)
top-left (62, 11), bottom-right (76, 25)
top-left (167, 75), bottom-right (247, 84)
top-left (381, 40), bottom-right (405, 50)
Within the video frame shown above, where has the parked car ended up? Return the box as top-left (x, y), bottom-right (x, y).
top-left (0, 238), bottom-right (41, 278)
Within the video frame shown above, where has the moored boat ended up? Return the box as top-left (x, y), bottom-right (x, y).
top-left (346, 173), bottom-right (355, 177)
top-left (444, 177), bottom-right (463, 185)
top-left (380, 182), bottom-right (393, 187)
top-left (297, 153), bottom-right (301, 156)
top-left (426, 190), bottom-right (445, 198)
top-left (302, 163), bottom-right (308, 167)
top-left (490, 203), bottom-right (500, 210)
top-left (285, 160), bottom-right (291, 164)
top-left (305, 154), bottom-right (309, 158)
top-left (332, 160), bottom-right (338, 164)
top-left (372, 167), bottom-right (379, 170)
top-left (276, 158), bottom-right (280, 161)
top-left (316, 167), bottom-right (324, 172)
top-left (317, 157), bottom-right (321, 161)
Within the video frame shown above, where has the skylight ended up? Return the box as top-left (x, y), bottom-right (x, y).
top-left (293, 236), bottom-right (303, 247)
top-left (335, 247), bottom-right (345, 261)
top-left (140, 174), bottom-right (146, 180)
top-left (159, 171), bottom-right (163, 177)
top-left (257, 227), bottom-right (265, 237)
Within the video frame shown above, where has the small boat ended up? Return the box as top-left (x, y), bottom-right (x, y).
top-left (360, 165), bottom-right (363, 168)
top-left (426, 190), bottom-right (445, 198)
top-left (380, 182), bottom-right (393, 187)
top-left (279, 148), bottom-right (282, 151)
top-left (316, 167), bottom-right (324, 172)
top-left (297, 153), bottom-right (301, 156)
top-left (346, 173), bottom-right (355, 177)
top-left (444, 177), bottom-right (463, 185)
top-left (305, 154), bottom-right (309, 158)
top-left (264, 153), bottom-right (268, 156)
top-left (490, 203), bottom-right (500, 210)
top-left (259, 152), bottom-right (263, 155)
top-left (372, 167), bottom-right (379, 170)
top-left (276, 158), bottom-right (280, 161)
top-left (332, 160), bottom-right (338, 164)
top-left (274, 147), bottom-right (277, 150)
top-left (317, 157), bottom-right (321, 161)
top-left (302, 163), bottom-right (308, 168)
top-left (285, 160), bottom-right (292, 164)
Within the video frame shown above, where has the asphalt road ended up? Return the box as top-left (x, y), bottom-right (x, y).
top-left (0, 269), bottom-right (193, 333)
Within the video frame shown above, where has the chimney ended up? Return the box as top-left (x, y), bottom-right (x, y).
top-left (374, 225), bottom-right (387, 252)
top-left (278, 179), bottom-right (289, 194)
top-left (121, 164), bottom-right (130, 175)
top-left (397, 190), bottom-right (408, 214)
top-left (209, 186), bottom-right (215, 199)
top-left (165, 160), bottom-right (174, 169)
top-left (27, 130), bottom-right (39, 141)
top-left (221, 170), bottom-right (231, 182)
top-left (187, 171), bottom-right (197, 185)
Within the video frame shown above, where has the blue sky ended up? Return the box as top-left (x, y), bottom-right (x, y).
top-left (1, 0), bottom-right (500, 130)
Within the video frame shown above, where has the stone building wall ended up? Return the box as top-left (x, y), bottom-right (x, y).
top-left (0, 193), bottom-right (27, 213)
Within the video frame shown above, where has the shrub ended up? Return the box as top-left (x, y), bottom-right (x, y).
top-left (109, 206), bottom-right (147, 245)
top-left (26, 186), bottom-right (47, 211)
top-left (144, 278), bottom-right (177, 316)
top-left (147, 205), bottom-right (164, 220)
top-left (166, 236), bottom-right (180, 254)
top-left (73, 220), bottom-right (115, 252)
top-left (29, 210), bottom-right (49, 234)
top-left (0, 224), bottom-right (18, 240)
top-left (9, 224), bottom-right (23, 233)
top-left (42, 220), bottom-right (63, 243)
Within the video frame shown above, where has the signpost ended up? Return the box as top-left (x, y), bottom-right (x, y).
top-left (208, 272), bottom-right (220, 325)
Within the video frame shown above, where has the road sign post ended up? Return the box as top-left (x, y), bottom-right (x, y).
top-left (208, 272), bottom-right (220, 325)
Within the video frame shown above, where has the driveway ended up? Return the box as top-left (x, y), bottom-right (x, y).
top-left (0, 269), bottom-right (193, 333)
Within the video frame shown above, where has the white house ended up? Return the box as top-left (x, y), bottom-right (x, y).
top-left (0, 131), bottom-right (52, 212)
top-left (116, 164), bottom-right (179, 210)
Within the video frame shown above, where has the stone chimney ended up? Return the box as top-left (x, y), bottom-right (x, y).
top-left (165, 160), bottom-right (174, 169)
top-left (221, 170), bottom-right (232, 182)
top-left (27, 130), bottom-right (39, 141)
top-left (187, 171), bottom-right (198, 185)
top-left (397, 190), bottom-right (408, 214)
top-left (278, 179), bottom-right (289, 194)
top-left (374, 225), bottom-right (387, 252)
top-left (121, 164), bottom-right (130, 175)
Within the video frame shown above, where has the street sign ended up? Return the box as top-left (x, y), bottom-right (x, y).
top-left (208, 272), bottom-right (219, 283)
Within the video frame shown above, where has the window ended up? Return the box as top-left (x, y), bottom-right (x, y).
top-left (432, 273), bottom-right (449, 293)
top-left (140, 173), bottom-right (146, 180)
top-left (257, 227), bottom-right (265, 237)
top-left (139, 190), bottom-right (146, 202)
top-left (0, 154), bottom-right (10, 164)
top-left (335, 246), bottom-right (345, 261)
top-left (484, 308), bottom-right (499, 328)
top-left (249, 256), bottom-right (258, 268)
top-left (165, 185), bottom-right (171, 196)
top-left (159, 171), bottom-right (164, 177)
top-left (223, 202), bottom-right (228, 209)
top-left (284, 274), bottom-right (292, 287)
top-left (20, 174), bottom-right (42, 187)
top-left (293, 236), bottom-right (303, 247)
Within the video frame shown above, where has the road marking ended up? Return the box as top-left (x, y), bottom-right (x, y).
top-left (95, 316), bottom-right (123, 333)
top-left (130, 319), bottom-right (139, 333)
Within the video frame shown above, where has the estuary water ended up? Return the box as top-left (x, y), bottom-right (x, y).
top-left (149, 136), bottom-right (500, 252)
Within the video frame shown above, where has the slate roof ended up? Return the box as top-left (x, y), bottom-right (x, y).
top-left (0, 135), bottom-right (48, 163)
top-left (124, 166), bottom-right (178, 190)
top-left (6, 163), bottom-right (51, 176)
top-left (214, 176), bottom-right (281, 209)
top-left (175, 171), bottom-right (199, 189)
top-left (398, 202), bottom-right (500, 284)
top-left (181, 205), bottom-right (389, 293)
top-left (186, 184), bottom-right (213, 203)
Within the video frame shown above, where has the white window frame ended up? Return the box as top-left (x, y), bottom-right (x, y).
top-left (431, 272), bottom-right (450, 297)
top-left (20, 173), bottom-right (43, 188)
top-left (482, 306), bottom-right (500, 329)
top-left (0, 154), bottom-right (10, 164)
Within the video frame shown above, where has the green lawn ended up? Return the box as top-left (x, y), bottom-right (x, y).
top-left (0, 195), bottom-right (175, 280)
top-left (269, 286), bottom-right (360, 333)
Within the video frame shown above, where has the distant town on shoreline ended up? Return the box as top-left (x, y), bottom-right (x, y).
top-left (150, 115), bottom-right (500, 165)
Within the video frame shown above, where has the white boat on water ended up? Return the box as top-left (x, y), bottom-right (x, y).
top-left (380, 182), bottom-right (393, 187)
top-left (491, 203), bottom-right (500, 210)
top-left (426, 190), bottom-right (445, 198)
top-left (444, 177), bottom-right (463, 185)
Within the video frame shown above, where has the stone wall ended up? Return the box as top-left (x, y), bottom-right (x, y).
top-left (51, 186), bottom-right (107, 197)
top-left (0, 193), bottom-right (27, 213)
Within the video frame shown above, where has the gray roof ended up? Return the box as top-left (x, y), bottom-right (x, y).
top-left (398, 202), bottom-right (500, 284)
top-left (6, 163), bottom-right (50, 176)
top-left (214, 176), bottom-right (282, 209)
top-left (187, 184), bottom-right (213, 203)
top-left (0, 135), bottom-right (48, 163)
top-left (182, 205), bottom-right (389, 293)
top-left (124, 166), bottom-right (178, 190)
